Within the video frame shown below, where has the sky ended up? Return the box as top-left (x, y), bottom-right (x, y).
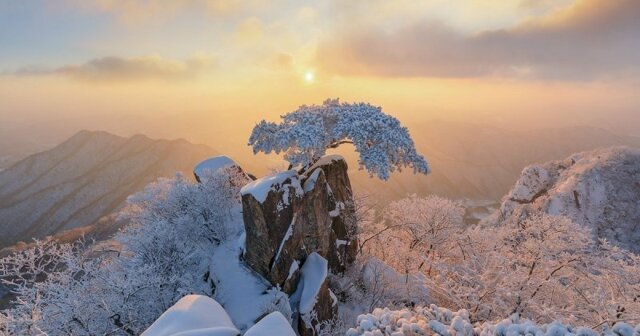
top-left (1, 0), bottom-right (640, 158)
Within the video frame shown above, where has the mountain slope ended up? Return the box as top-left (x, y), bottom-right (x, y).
top-left (0, 130), bottom-right (217, 248)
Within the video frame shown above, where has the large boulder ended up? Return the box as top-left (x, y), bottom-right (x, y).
top-left (240, 155), bottom-right (358, 334)
top-left (241, 155), bottom-right (358, 283)
top-left (143, 296), bottom-right (297, 336)
top-left (494, 146), bottom-right (640, 253)
top-left (142, 295), bottom-right (239, 336)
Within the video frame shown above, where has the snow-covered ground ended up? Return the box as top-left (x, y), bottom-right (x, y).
top-left (209, 236), bottom-right (291, 331)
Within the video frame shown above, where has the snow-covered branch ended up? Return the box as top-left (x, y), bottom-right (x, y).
top-left (248, 98), bottom-right (429, 180)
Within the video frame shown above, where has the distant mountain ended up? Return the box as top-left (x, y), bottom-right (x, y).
top-left (346, 121), bottom-right (640, 202)
top-left (0, 130), bottom-right (217, 249)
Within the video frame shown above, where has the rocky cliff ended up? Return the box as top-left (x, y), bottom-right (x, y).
top-left (240, 155), bottom-right (357, 335)
top-left (494, 146), bottom-right (640, 253)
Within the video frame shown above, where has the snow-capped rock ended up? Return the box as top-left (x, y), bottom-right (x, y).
top-left (241, 155), bottom-right (358, 286)
top-left (143, 296), bottom-right (297, 336)
top-left (142, 295), bottom-right (239, 336)
top-left (244, 312), bottom-right (296, 336)
top-left (193, 156), bottom-right (239, 183)
top-left (495, 146), bottom-right (640, 253)
top-left (291, 253), bottom-right (336, 336)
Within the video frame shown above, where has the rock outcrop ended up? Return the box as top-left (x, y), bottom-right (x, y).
top-left (193, 155), bottom-right (255, 183)
top-left (494, 146), bottom-right (640, 253)
top-left (240, 155), bottom-right (357, 334)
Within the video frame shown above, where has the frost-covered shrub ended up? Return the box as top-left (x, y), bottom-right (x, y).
top-left (355, 193), bottom-right (640, 326)
top-left (345, 305), bottom-right (640, 336)
top-left (360, 195), bottom-right (464, 277)
top-left (0, 167), bottom-right (247, 335)
top-left (248, 98), bottom-right (429, 180)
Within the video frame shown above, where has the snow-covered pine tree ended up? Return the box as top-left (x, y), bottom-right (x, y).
top-left (248, 98), bottom-right (429, 180)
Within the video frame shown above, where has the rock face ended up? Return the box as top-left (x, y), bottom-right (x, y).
top-left (240, 155), bottom-right (357, 334)
top-left (306, 155), bottom-right (358, 272)
top-left (495, 146), bottom-right (640, 253)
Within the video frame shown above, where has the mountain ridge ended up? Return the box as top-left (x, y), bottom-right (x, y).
top-left (0, 130), bottom-right (218, 248)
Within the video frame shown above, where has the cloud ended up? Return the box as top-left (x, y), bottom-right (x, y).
top-left (232, 17), bottom-right (265, 43)
top-left (67, 0), bottom-right (260, 25)
top-left (7, 55), bottom-right (217, 82)
top-left (317, 0), bottom-right (640, 80)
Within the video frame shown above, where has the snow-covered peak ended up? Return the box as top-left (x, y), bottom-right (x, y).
top-left (496, 146), bottom-right (640, 253)
top-left (193, 156), bottom-right (237, 182)
top-left (240, 170), bottom-right (301, 203)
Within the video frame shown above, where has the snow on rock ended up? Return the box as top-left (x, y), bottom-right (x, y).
top-left (141, 295), bottom-right (239, 336)
top-left (273, 215), bottom-right (297, 268)
top-left (287, 260), bottom-right (300, 280)
top-left (295, 252), bottom-right (328, 315)
top-left (143, 295), bottom-right (297, 336)
top-left (291, 252), bottom-right (337, 335)
top-left (244, 312), bottom-right (297, 336)
top-left (494, 146), bottom-right (640, 253)
top-left (303, 168), bottom-right (322, 193)
top-left (345, 305), bottom-right (640, 336)
top-left (306, 154), bottom-right (347, 174)
top-left (240, 170), bottom-right (302, 203)
top-left (509, 165), bottom-right (552, 202)
top-left (193, 156), bottom-right (238, 183)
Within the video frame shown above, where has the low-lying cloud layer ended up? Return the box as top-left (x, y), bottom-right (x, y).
top-left (8, 55), bottom-right (216, 82)
top-left (317, 0), bottom-right (640, 80)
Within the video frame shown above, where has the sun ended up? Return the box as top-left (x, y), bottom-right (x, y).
top-left (304, 71), bottom-right (315, 82)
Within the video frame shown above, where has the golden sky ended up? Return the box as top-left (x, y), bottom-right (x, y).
top-left (1, 0), bottom-right (639, 155)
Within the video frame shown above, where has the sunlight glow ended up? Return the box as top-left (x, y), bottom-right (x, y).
top-left (304, 71), bottom-right (315, 82)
